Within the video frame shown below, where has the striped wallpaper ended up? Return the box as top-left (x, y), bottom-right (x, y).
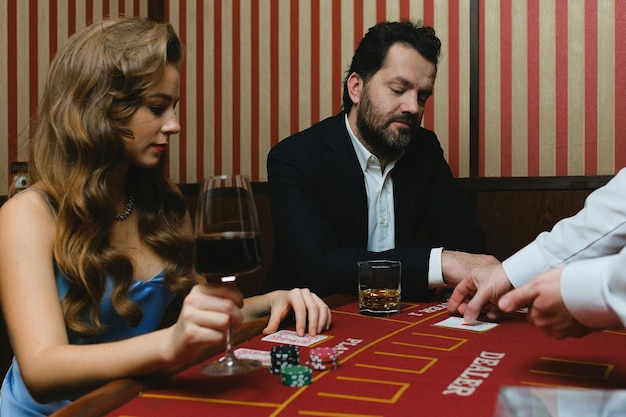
top-left (2, 0), bottom-right (625, 195)
top-left (163, 0), bottom-right (473, 183)
top-left (1, 0), bottom-right (149, 195)
top-left (480, 0), bottom-right (626, 177)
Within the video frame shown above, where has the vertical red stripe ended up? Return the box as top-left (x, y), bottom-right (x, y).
top-left (50, 0), bottom-right (58, 57)
top-left (232, 2), bottom-right (241, 174)
top-left (479, 0), bottom-right (486, 176)
top-left (499, 0), bottom-right (512, 176)
top-left (86, 1), bottom-right (93, 24)
top-left (68, 0), bottom-right (76, 35)
top-left (447, 0), bottom-right (460, 176)
top-left (270, 0), bottom-right (279, 146)
top-left (212, 0), bottom-right (222, 175)
top-left (134, 0), bottom-right (140, 15)
top-left (29, 0), bottom-right (39, 139)
top-left (422, 0), bottom-right (434, 131)
top-left (102, 0), bottom-right (110, 18)
top-left (331, 1), bottom-right (342, 112)
top-left (178, 0), bottom-right (188, 181)
top-left (422, 2), bottom-right (435, 34)
top-left (7, 0), bottom-right (17, 182)
top-left (250, 0), bottom-right (260, 179)
top-left (399, 0), bottom-right (410, 20)
top-left (118, 0), bottom-right (125, 16)
top-left (195, 0), bottom-right (205, 179)
top-left (584, 0), bottom-right (598, 175)
top-left (353, 0), bottom-right (363, 51)
top-left (164, 0), bottom-right (170, 177)
top-left (526, 0), bottom-right (540, 176)
top-left (310, 0), bottom-right (320, 123)
top-left (290, 1), bottom-right (299, 134)
top-left (376, 0), bottom-right (385, 22)
top-left (554, 1), bottom-right (568, 175)
top-left (615, 1), bottom-right (626, 169)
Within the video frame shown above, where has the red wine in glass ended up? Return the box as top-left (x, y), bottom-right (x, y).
top-left (194, 232), bottom-right (261, 277)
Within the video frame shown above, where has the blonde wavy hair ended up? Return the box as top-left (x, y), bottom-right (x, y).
top-left (28, 17), bottom-right (195, 336)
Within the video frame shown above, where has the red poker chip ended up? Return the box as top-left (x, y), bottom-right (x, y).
top-left (308, 360), bottom-right (338, 371)
top-left (308, 347), bottom-right (339, 371)
top-left (309, 347), bottom-right (338, 361)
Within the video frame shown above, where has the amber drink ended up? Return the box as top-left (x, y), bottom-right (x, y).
top-left (357, 260), bottom-right (401, 315)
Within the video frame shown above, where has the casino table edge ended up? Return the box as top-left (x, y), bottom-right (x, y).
top-left (49, 293), bottom-right (356, 417)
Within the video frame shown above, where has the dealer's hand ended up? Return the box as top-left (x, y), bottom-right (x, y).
top-left (498, 267), bottom-right (592, 339)
top-left (447, 261), bottom-right (512, 323)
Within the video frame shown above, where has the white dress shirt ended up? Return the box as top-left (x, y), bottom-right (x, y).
top-left (503, 168), bottom-right (626, 328)
top-left (345, 116), bottom-right (445, 287)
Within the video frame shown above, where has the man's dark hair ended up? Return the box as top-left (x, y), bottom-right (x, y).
top-left (342, 20), bottom-right (441, 113)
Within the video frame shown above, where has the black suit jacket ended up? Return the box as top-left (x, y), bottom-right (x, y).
top-left (261, 113), bottom-right (484, 300)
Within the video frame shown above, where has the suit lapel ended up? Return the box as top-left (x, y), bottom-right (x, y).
top-left (322, 114), bottom-right (368, 243)
top-left (391, 155), bottom-right (417, 245)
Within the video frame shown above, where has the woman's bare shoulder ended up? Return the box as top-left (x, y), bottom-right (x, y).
top-left (0, 186), bottom-right (57, 228)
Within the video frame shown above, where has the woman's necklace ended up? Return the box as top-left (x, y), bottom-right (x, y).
top-left (114, 193), bottom-right (135, 221)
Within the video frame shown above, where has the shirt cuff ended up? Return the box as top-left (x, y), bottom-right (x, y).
top-left (502, 241), bottom-right (553, 288)
top-left (561, 257), bottom-right (623, 329)
top-left (428, 247), bottom-right (445, 288)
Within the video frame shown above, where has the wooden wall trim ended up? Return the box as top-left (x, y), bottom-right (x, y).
top-left (1, 175), bottom-right (612, 205)
top-left (456, 175), bottom-right (612, 191)
top-left (177, 175), bottom-right (613, 196)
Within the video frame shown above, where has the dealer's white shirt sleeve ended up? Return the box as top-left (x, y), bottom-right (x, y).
top-left (502, 168), bottom-right (626, 328)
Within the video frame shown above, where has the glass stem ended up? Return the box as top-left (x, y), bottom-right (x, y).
top-left (221, 275), bottom-right (237, 365)
top-left (222, 324), bottom-right (236, 365)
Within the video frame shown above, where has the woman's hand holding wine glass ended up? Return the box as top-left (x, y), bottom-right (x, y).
top-left (168, 283), bottom-right (244, 365)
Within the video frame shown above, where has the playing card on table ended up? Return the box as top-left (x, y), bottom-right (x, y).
top-left (434, 316), bottom-right (499, 333)
top-left (233, 348), bottom-right (271, 367)
top-left (261, 329), bottom-right (329, 347)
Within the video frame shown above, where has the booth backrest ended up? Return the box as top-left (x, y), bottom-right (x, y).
top-left (183, 178), bottom-right (610, 298)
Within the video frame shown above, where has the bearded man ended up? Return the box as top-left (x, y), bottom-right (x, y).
top-left (261, 21), bottom-right (493, 300)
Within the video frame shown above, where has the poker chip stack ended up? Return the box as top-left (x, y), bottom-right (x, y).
top-left (280, 364), bottom-right (313, 387)
top-left (270, 345), bottom-right (300, 374)
top-left (308, 347), bottom-right (339, 371)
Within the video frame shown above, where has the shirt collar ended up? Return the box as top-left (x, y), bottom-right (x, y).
top-left (345, 114), bottom-right (372, 172)
top-left (344, 114), bottom-right (401, 174)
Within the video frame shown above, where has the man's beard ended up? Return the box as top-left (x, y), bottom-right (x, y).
top-left (355, 89), bottom-right (418, 160)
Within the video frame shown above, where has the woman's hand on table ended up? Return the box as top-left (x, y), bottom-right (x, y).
top-left (260, 289), bottom-right (332, 337)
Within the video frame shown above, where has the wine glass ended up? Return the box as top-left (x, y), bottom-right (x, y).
top-left (193, 174), bottom-right (262, 376)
